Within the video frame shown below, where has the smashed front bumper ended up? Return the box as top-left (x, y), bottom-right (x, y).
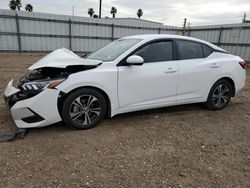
top-left (3, 80), bottom-right (62, 129)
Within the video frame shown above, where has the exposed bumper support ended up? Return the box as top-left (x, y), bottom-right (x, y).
top-left (4, 79), bottom-right (20, 97)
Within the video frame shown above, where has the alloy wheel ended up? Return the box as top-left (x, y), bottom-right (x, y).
top-left (212, 84), bottom-right (230, 108)
top-left (69, 95), bottom-right (101, 125)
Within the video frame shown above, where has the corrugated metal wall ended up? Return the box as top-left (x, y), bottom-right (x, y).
top-left (186, 24), bottom-right (250, 61)
top-left (0, 9), bottom-right (178, 53)
top-left (0, 9), bottom-right (250, 61)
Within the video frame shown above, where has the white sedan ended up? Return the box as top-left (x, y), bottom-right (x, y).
top-left (4, 34), bottom-right (247, 129)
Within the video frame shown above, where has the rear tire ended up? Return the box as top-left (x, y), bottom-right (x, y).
top-left (61, 88), bottom-right (107, 129)
top-left (205, 79), bottom-right (233, 110)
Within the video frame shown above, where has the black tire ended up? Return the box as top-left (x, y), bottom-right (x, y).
top-left (205, 79), bottom-right (233, 110)
top-left (61, 88), bottom-right (107, 129)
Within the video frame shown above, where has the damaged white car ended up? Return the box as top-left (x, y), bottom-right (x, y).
top-left (4, 34), bottom-right (246, 130)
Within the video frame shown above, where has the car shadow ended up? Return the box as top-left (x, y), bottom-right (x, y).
top-left (111, 103), bottom-right (206, 120)
top-left (28, 103), bottom-right (206, 135)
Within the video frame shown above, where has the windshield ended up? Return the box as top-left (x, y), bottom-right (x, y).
top-left (88, 39), bottom-right (141, 61)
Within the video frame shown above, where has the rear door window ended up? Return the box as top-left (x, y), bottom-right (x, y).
top-left (177, 40), bottom-right (203, 60)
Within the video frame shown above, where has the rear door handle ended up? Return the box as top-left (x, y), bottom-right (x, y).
top-left (164, 67), bottom-right (177, 73)
top-left (210, 63), bottom-right (220, 68)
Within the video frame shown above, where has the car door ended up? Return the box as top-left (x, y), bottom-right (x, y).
top-left (176, 39), bottom-right (220, 101)
top-left (118, 40), bottom-right (178, 109)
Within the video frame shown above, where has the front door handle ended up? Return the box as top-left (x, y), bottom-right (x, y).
top-left (210, 63), bottom-right (220, 68)
top-left (164, 67), bottom-right (177, 73)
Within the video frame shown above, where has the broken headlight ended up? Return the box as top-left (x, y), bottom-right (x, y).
top-left (21, 79), bottom-right (65, 91)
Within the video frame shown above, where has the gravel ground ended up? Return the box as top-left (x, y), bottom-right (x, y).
top-left (0, 53), bottom-right (249, 188)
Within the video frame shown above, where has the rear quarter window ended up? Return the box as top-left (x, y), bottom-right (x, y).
top-left (202, 44), bottom-right (213, 57)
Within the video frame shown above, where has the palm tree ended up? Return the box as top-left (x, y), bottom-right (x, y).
top-left (110, 7), bottom-right (117, 18)
top-left (88, 8), bottom-right (94, 17)
top-left (9, 0), bottom-right (22, 11)
top-left (137, 9), bottom-right (143, 18)
top-left (25, 4), bottom-right (33, 12)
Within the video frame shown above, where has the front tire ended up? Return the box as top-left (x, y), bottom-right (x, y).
top-left (205, 79), bottom-right (233, 110)
top-left (61, 88), bottom-right (107, 129)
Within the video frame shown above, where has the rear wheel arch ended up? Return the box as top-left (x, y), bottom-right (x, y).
top-left (205, 78), bottom-right (233, 110)
top-left (216, 77), bottom-right (235, 97)
top-left (58, 86), bottom-right (112, 118)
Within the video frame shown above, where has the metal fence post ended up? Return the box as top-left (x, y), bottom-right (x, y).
top-left (69, 19), bottom-right (72, 50)
top-left (111, 24), bottom-right (114, 41)
top-left (236, 26), bottom-right (242, 49)
top-left (188, 28), bottom-right (191, 36)
top-left (217, 26), bottom-right (223, 46)
top-left (15, 13), bottom-right (22, 53)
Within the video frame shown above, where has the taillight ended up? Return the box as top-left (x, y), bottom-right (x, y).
top-left (239, 61), bottom-right (247, 69)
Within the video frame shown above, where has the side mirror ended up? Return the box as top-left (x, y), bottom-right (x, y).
top-left (126, 55), bottom-right (144, 65)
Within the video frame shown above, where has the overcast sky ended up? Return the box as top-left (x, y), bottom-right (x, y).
top-left (0, 0), bottom-right (249, 26)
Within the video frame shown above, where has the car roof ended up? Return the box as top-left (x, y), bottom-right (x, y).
top-left (123, 34), bottom-right (226, 52)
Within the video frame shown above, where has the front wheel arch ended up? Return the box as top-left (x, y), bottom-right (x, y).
top-left (58, 86), bottom-right (111, 119)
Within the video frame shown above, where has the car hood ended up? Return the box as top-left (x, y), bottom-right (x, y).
top-left (28, 48), bottom-right (102, 70)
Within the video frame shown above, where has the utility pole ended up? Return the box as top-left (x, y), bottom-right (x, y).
top-left (72, 6), bottom-right (74, 16)
top-left (99, 0), bottom-right (102, 18)
top-left (182, 18), bottom-right (187, 35)
top-left (242, 12), bottom-right (246, 23)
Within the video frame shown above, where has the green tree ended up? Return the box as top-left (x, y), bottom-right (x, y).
top-left (9, 0), bottom-right (22, 11)
top-left (25, 4), bottom-right (33, 12)
top-left (88, 8), bottom-right (95, 17)
top-left (110, 7), bottom-right (117, 18)
top-left (93, 14), bottom-right (99, 18)
top-left (137, 9), bottom-right (143, 18)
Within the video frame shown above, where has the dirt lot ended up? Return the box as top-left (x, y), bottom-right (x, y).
top-left (0, 53), bottom-right (249, 188)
